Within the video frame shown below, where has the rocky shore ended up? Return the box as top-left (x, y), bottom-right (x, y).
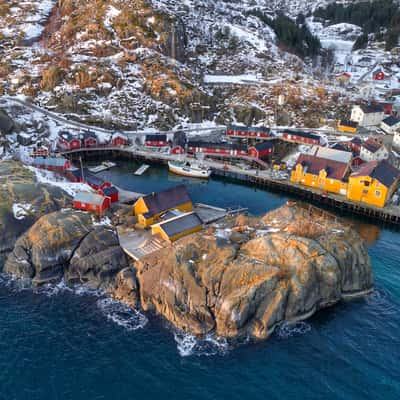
top-left (0, 160), bottom-right (373, 341)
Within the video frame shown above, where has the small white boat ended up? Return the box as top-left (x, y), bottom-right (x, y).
top-left (134, 164), bottom-right (150, 175)
top-left (168, 160), bottom-right (212, 179)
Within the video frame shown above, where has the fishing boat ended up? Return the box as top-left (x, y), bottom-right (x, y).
top-left (168, 160), bottom-right (212, 179)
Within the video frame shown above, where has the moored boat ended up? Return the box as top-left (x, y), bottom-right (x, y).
top-left (168, 160), bottom-right (212, 179)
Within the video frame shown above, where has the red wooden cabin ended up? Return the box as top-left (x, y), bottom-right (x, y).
top-left (30, 146), bottom-right (49, 158)
top-left (112, 132), bottom-right (128, 146)
top-left (58, 132), bottom-right (81, 151)
top-left (282, 130), bottom-right (320, 145)
top-left (32, 157), bottom-right (71, 172)
top-left (82, 132), bottom-right (98, 148)
top-left (248, 142), bottom-right (274, 158)
top-left (73, 192), bottom-right (111, 216)
top-left (86, 174), bottom-right (111, 190)
top-left (187, 141), bottom-right (248, 157)
top-left (372, 69), bottom-right (385, 81)
top-left (227, 125), bottom-right (271, 139)
top-left (98, 186), bottom-right (119, 203)
top-left (145, 134), bottom-right (168, 147)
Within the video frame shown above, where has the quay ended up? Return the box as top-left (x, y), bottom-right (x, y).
top-left (60, 146), bottom-right (400, 227)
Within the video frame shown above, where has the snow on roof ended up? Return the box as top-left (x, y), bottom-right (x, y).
top-left (310, 146), bottom-right (352, 164)
top-left (74, 191), bottom-right (106, 206)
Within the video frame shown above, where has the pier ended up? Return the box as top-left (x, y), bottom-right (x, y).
top-left (60, 146), bottom-right (400, 227)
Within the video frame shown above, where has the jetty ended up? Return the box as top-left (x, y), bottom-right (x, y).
top-left (88, 161), bottom-right (116, 174)
top-left (134, 164), bottom-right (150, 175)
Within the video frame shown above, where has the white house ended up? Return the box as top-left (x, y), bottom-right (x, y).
top-left (381, 116), bottom-right (400, 134)
top-left (360, 139), bottom-right (389, 162)
top-left (351, 104), bottom-right (384, 127)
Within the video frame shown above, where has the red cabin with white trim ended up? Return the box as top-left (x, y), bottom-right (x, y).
top-left (227, 125), bottom-right (271, 139)
top-left (145, 134), bottom-right (168, 147)
top-left (187, 141), bottom-right (248, 157)
top-left (58, 132), bottom-right (81, 151)
top-left (98, 186), bottom-right (119, 203)
top-left (83, 132), bottom-right (98, 148)
top-left (248, 142), bottom-right (274, 158)
top-left (73, 192), bottom-right (111, 216)
top-left (112, 132), bottom-right (128, 146)
top-left (282, 130), bottom-right (321, 145)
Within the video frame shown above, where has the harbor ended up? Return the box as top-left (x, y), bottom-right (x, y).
top-left (61, 146), bottom-right (400, 227)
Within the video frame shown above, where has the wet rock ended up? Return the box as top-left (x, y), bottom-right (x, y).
top-left (113, 267), bottom-right (139, 307)
top-left (4, 210), bottom-right (130, 289)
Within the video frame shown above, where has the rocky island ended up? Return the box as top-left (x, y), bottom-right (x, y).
top-left (1, 160), bottom-right (373, 341)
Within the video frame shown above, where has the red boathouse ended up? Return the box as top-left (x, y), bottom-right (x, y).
top-left (248, 142), bottom-right (274, 159)
top-left (32, 157), bottom-right (71, 172)
top-left (58, 132), bottom-right (81, 151)
top-left (227, 125), bottom-right (271, 139)
top-left (112, 132), bottom-right (128, 146)
top-left (73, 192), bottom-right (111, 216)
top-left (187, 141), bottom-right (248, 157)
top-left (282, 130), bottom-right (321, 145)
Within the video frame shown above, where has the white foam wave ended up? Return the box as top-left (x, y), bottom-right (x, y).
top-left (96, 298), bottom-right (148, 331)
top-left (174, 331), bottom-right (229, 357)
top-left (276, 321), bottom-right (312, 339)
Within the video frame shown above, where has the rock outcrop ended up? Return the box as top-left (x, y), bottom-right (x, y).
top-left (119, 203), bottom-right (373, 339)
top-left (5, 209), bottom-right (130, 289)
top-left (0, 161), bottom-right (71, 267)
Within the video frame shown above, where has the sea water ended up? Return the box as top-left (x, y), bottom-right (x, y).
top-left (0, 162), bottom-right (399, 399)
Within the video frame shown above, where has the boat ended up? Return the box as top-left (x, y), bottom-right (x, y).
top-left (168, 160), bottom-right (212, 179)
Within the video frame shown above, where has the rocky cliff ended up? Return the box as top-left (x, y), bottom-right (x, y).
top-left (124, 204), bottom-right (373, 339)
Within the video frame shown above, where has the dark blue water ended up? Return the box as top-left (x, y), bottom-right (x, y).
top-left (1, 161), bottom-right (399, 400)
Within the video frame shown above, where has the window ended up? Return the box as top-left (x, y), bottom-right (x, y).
top-left (376, 182), bottom-right (380, 188)
top-left (375, 191), bottom-right (381, 197)
top-left (362, 189), bottom-right (368, 195)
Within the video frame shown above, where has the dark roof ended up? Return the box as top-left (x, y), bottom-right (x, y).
top-left (362, 140), bottom-right (381, 154)
top-left (360, 104), bottom-right (384, 114)
top-left (59, 131), bottom-right (77, 142)
top-left (284, 130), bottom-right (320, 141)
top-left (188, 140), bottom-right (247, 151)
top-left (296, 154), bottom-right (348, 180)
top-left (254, 142), bottom-right (274, 150)
top-left (83, 131), bottom-right (98, 140)
top-left (339, 119), bottom-right (358, 128)
top-left (228, 125), bottom-right (270, 134)
top-left (102, 186), bottom-right (118, 196)
top-left (86, 174), bottom-right (105, 187)
top-left (0, 111), bottom-right (14, 135)
top-left (351, 137), bottom-right (362, 146)
top-left (331, 143), bottom-right (348, 152)
top-left (145, 134), bottom-right (167, 141)
top-left (157, 212), bottom-right (202, 237)
top-left (382, 116), bottom-right (400, 127)
top-left (351, 160), bottom-right (400, 187)
top-left (141, 185), bottom-right (192, 218)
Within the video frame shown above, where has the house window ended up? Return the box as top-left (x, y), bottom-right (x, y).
top-left (375, 191), bottom-right (381, 197)
top-left (363, 189), bottom-right (368, 195)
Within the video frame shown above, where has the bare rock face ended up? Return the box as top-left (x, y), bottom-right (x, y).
top-left (127, 203), bottom-right (373, 340)
top-left (4, 209), bottom-right (131, 289)
top-left (0, 161), bottom-right (71, 267)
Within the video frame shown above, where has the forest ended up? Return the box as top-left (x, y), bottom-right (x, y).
top-left (313, 0), bottom-right (400, 50)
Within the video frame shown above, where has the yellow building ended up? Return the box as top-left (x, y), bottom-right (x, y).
top-left (338, 119), bottom-right (358, 133)
top-left (347, 160), bottom-right (400, 207)
top-left (291, 153), bottom-right (350, 195)
top-left (133, 185), bottom-right (193, 227)
top-left (151, 212), bottom-right (203, 242)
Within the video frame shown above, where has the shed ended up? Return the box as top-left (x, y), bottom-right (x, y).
top-left (73, 192), bottom-right (111, 215)
top-left (151, 212), bottom-right (203, 242)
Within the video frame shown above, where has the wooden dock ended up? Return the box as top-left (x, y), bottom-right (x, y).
top-left (60, 146), bottom-right (400, 227)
